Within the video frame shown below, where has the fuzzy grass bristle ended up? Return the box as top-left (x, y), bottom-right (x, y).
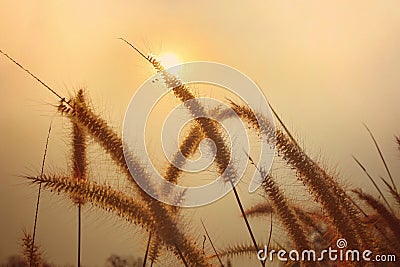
top-left (354, 189), bottom-right (400, 241)
top-left (164, 126), bottom-right (203, 185)
top-left (58, 92), bottom-right (212, 266)
top-left (3, 44), bottom-right (400, 267)
top-left (229, 102), bottom-right (370, 251)
top-left (122, 41), bottom-right (265, 266)
top-left (215, 243), bottom-right (275, 259)
top-left (149, 235), bottom-right (162, 266)
top-left (22, 231), bottom-right (42, 267)
top-left (244, 203), bottom-right (273, 218)
top-left (71, 89), bottom-right (87, 205)
top-left (381, 178), bottom-right (400, 206)
top-left (24, 174), bottom-right (211, 266)
top-left (260, 170), bottom-right (310, 252)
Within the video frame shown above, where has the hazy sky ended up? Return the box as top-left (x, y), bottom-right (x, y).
top-left (1, 1), bottom-right (400, 266)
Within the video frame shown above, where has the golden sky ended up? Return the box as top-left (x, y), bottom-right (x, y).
top-left (1, 1), bottom-right (400, 265)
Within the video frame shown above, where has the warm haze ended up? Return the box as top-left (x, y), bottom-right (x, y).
top-left (0, 1), bottom-right (400, 266)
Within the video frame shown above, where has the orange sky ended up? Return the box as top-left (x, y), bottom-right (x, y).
top-left (1, 1), bottom-right (400, 266)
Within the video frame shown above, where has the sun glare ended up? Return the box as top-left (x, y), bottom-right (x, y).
top-left (158, 52), bottom-right (181, 68)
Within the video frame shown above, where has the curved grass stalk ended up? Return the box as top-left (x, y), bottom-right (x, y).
top-left (25, 174), bottom-right (210, 266)
top-left (121, 39), bottom-right (264, 266)
top-left (58, 99), bottom-right (209, 266)
top-left (0, 50), bottom-right (207, 265)
top-left (229, 102), bottom-right (369, 251)
top-left (163, 125), bottom-right (203, 186)
top-left (163, 105), bottom-right (232, 184)
top-left (59, 97), bottom-right (160, 201)
top-left (163, 106), bottom-right (230, 204)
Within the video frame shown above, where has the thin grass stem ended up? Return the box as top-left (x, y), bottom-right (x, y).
top-left (352, 156), bottom-right (394, 214)
top-left (363, 124), bottom-right (397, 193)
top-left (201, 220), bottom-right (224, 267)
top-left (30, 123), bottom-right (52, 267)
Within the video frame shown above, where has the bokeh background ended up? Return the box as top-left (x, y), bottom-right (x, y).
top-left (1, 1), bottom-right (399, 266)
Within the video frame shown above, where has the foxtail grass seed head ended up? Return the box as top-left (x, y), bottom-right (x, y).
top-left (4, 45), bottom-right (397, 267)
top-left (22, 232), bottom-right (42, 267)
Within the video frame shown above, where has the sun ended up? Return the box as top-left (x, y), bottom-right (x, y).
top-left (158, 52), bottom-right (181, 68)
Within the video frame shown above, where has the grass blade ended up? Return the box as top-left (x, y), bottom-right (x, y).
top-left (352, 156), bottom-right (394, 214)
top-left (363, 124), bottom-right (397, 193)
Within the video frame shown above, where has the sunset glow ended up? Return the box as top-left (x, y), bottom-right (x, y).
top-left (158, 52), bottom-right (181, 68)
